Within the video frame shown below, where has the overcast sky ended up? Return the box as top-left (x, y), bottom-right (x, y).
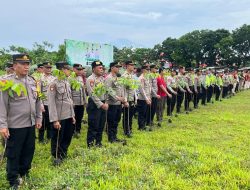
top-left (0, 0), bottom-right (249, 49)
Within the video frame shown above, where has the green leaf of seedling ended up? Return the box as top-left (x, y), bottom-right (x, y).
top-left (11, 83), bottom-right (22, 96)
top-left (8, 90), bottom-right (14, 97)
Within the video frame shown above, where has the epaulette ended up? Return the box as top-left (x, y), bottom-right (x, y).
top-left (28, 75), bottom-right (37, 82)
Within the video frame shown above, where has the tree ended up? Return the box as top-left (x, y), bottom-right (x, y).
top-left (232, 24), bottom-right (250, 66)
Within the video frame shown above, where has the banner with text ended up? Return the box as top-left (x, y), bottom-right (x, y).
top-left (65, 39), bottom-right (113, 67)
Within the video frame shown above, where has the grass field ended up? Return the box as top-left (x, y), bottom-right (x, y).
top-left (0, 90), bottom-right (250, 190)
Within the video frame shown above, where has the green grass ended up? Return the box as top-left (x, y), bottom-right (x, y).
top-left (0, 91), bottom-right (250, 190)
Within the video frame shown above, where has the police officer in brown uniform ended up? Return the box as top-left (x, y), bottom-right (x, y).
top-left (122, 61), bottom-right (136, 137)
top-left (39, 62), bottom-right (55, 143)
top-left (0, 54), bottom-right (42, 189)
top-left (47, 62), bottom-right (75, 164)
top-left (105, 62), bottom-right (126, 143)
top-left (146, 64), bottom-right (160, 126)
top-left (72, 64), bottom-right (87, 138)
top-left (86, 61), bottom-right (108, 147)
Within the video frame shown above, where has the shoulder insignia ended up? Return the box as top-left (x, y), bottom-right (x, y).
top-left (90, 80), bottom-right (94, 87)
top-left (50, 84), bottom-right (55, 91)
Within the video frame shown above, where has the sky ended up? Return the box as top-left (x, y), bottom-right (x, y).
top-left (0, 0), bottom-right (250, 49)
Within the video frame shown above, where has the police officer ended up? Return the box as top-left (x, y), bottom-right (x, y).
top-left (47, 61), bottom-right (75, 165)
top-left (0, 54), bottom-right (42, 189)
top-left (122, 61), bottom-right (136, 137)
top-left (105, 62), bottom-right (126, 143)
top-left (222, 69), bottom-right (229, 98)
top-left (0, 62), bottom-right (15, 148)
top-left (176, 66), bottom-right (188, 113)
top-left (37, 63), bottom-right (44, 74)
top-left (201, 69), bottom-right (210, 105)
top-left (39, 62), bottom-right (55, 143)
top-left (215, 71), bottom-right (223, 101)
top-left (146, 64), bottom-right (160, 126)
top-left (185, 68), bottom-right (194, 112)
top-left (86, 61), bottom-right (108, 147)
top-left (72, 64), bottom-right (87, 138)
top-left (193, 69), bottom-right (202, 108)
top-left (166, 69), bottom-right (178, 116)
top-left (137, 65), bottom-right (151, 130)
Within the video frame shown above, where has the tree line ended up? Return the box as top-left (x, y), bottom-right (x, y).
top-left (0, 24), bottom-right (249, 70)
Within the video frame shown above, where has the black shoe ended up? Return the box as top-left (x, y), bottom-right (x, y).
top-left (87, 142), bottom-right (95, 148)
top-left (186, 111), bottom-right (189, 114)
top-left (126, 133), bottom-right (132, 138)
top-left (53, 158), bottom-right (63, 166)
top-left (95, 143), bottom-right (103, 148)
top-left (168, 118), bottom-right (172, 123)
top-left (114, 138), bottom-right (123, 142)
top-left (157, 123), bottom-right (161, 127)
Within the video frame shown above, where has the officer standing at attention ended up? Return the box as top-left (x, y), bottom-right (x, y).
top-left (39, 62), bottom-right (55, 143)
top-left (201, 69), bottom-right (210, 105)
top-left (193, 69), bottom-right (202, 108)
top-left (146, 64), bottom-right (160, 126)
top-left (166, 69), bottom-right (178, 116)
top-left (122, 61), bottom-right (136, 137)
top-left (0, 54), bottom-right (42, 189)
top-left (72, 64), bottom-right (87, 138)
top-left (105, 62), bottom-right (127, 143)
top-left (176, 66), bottom-right (187, 113)
top-left (137, 65), bottom-right (152, 131)
top-left (47, 62), bottom-right (75, 165)
top-left (86, 61), bottom-right (108, 147)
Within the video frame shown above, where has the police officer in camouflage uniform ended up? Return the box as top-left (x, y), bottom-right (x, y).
top-left (47, 62), bottom-right (75, 164)
top-left (86, 61), bottom-right (108, 147)
top-left (39, 62), bottom-right (55, 143)
top-left (72, 64), bottom-right (87, 138)
top-left (0, 54), bottom-right (42, 189)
